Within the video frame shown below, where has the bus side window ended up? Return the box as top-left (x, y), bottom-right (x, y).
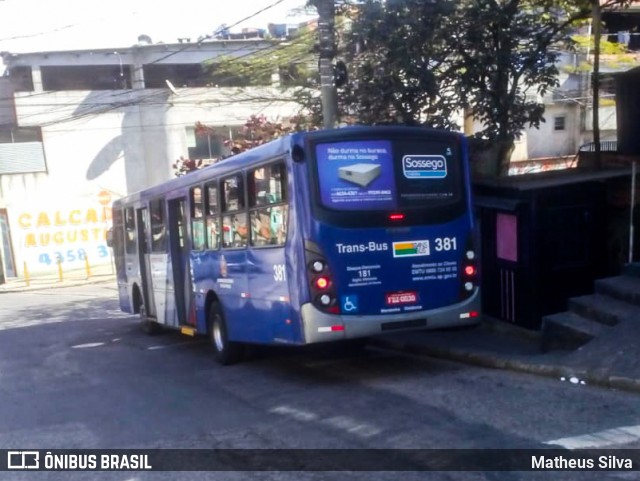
top-left (109, 208), bottom-right (126, 276)
top-left (124, 207), bottom-right (136, 254)
top-left (249, 162), bottom-right (288, 247)
top-left (222, 174), bottom-right (247, 249)
top-left (222, 214), bottom-right (248, 248)
top-left (251, 206), bottom-right (288, 246)
top-left (249, 164), bottom-right (286, 207)
top-left (150, 199), bottom-right (167, 252)
top-left (205, 183), bottom-right (220, 250)
top-left (190, 186), bottom-right (205, 250)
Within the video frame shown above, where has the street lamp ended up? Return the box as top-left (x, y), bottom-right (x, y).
top-left (113, 51), bottom-right (125, 89)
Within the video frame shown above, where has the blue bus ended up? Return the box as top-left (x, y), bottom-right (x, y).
top-left (111, 126), bottom-right (480, 364)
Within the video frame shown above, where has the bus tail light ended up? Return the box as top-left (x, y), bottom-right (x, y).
top-left (305, 240), bottom-right (338, 313)
top-left (315, 276), bottom-right (331, 290)
top-left (460, 235), bottom-right (479, 300)
top-left (462, 256), bottom-right (477, 295)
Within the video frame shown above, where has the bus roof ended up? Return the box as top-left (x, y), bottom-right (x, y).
top-left (113, 125), bottom-right (463, 207)
top-left (114, 133), bottom-right (294, 207)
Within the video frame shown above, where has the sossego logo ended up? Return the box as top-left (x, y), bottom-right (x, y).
top-left (402, 155), bottom-right (447, 179)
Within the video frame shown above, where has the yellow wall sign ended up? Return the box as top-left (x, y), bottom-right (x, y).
top-left (13, 204), bottom-right (113, 270)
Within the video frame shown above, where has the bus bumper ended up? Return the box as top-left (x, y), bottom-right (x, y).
top-left (300, 289), bottom-right (481, 344)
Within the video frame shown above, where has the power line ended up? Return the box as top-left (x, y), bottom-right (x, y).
top-left (2, 6), bottom-right (318, 129)
top-left (0, 0), bottom-right (295, 104)
top-left (138, 0), bottom-right (289, 68)
top-left (10, 30), bottom-right (316, 127)
top-left (0, 8), bottom-right (137, 43)
top-left (1, 27), bottom-right (314, 131)
top-left (22, 87), bottom-right (298, 129)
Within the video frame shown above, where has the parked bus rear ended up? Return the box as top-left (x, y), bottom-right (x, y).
top-left (291, 126), bottom-right (480, 343)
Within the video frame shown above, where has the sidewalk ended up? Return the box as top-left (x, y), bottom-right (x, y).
top-left (371, 315), bottom-right (640, 394)
top-left (0, 263), bottom-right (116, 293)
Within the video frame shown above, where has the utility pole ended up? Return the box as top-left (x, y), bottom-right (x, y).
top-left (591, 0), bottom-right (602, 167)
top-left (314, 0), bottom-right (338, 128)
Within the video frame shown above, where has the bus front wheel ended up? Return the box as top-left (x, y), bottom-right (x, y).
top-left (208, 303), bottom-right (243, 365)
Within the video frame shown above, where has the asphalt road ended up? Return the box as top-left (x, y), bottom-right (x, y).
top-left (1, 283), bottom-right (639, 481)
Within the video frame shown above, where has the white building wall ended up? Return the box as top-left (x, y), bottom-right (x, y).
top-left (2, 79), bottom-right (298, 276)
top-left (523, 103), bottom-right (581, 160)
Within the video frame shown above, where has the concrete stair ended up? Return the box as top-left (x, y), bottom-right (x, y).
top-left (541, 264), bottom-right (640, 352)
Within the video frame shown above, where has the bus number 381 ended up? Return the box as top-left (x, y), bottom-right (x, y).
top-left (273, 264), bottom-right (286, 282)
top-left (434, 237), bottom-right (457, 252)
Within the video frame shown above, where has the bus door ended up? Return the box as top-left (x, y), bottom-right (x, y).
top-left (136, 207), bottom-right (157, 319)
top-left (168, 198), bottom-right (191, 326)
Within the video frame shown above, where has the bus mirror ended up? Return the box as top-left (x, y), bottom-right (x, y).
top-left (106, 228), bottom-right (114, 248)
top-left (291, 145), bottom-right (305, 163)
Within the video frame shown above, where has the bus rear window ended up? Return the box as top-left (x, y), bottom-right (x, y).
top-left (315, 138), bottom-right (462, 212)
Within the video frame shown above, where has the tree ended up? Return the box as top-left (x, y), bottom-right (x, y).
top-left (205, 23), bottom-right (323, 118)
top-left (199, 0), bottom-right (633, 178)
top-left (205, 3), bottom-right (357, 128)
top-left (452, 0), bottom-right (588, 176)
top-left (454, 0), bottom-right (632, 176)
top-left (569, 0), bottom-right (632, 167)
top-left (337, 0), bottom-right (613, 175)
top-left (340, 0), bottom-right (461, 129)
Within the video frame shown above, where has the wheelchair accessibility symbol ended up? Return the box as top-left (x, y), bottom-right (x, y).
top-left (341, 295), bottom-right (359, 313)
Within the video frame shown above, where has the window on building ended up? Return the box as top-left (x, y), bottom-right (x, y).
top-left (206, 63), bottom-right (271, 87)
top-left (186, 127), bottom-right (226, 160)
top-left (185, 125), bottom-right (243, 161)
top-left (0, 127), bottom-right (42, 143)
top-left (41, 65), bottom-right (131, 90)
top-left (248, 162), bottom-right (288, 247)
top-left (554, 116), bottom-right (566, 132)
top-left (0, 127), bottom-right (46, 174)
top-left (143, 64), bottom-right (213, 88)
top-left (8, 66), bottom-right (34, 92)
top-left (221, 174), bottom-right (247, 248)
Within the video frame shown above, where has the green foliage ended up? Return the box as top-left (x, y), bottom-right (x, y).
top-left (206, 26), bottom-right (318, 89)
top-left (198, 0), bottom-right (633, 177)
top-left (450, 0), bottom-right (598, 175)
top-left (562, 61), bottom-right (596, 73)
top-left (339, 0), bottom-right (461, 129)
top-left (572, 34), bottom-right (628, 55)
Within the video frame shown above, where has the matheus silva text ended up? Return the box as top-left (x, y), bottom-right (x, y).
top-left (532, 456), bottom-right (634, 470)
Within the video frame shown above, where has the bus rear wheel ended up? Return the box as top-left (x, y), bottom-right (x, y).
top-left (208, 302), bottom-right (243, 365)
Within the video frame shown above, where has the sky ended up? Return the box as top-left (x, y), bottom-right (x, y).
top-left (0, 0), bottom-right (315, 53)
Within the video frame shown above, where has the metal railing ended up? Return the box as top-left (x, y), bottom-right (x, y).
top-left (578, 140), bottom-right (618, 152)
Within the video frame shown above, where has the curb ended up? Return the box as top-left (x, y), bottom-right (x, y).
top-left (0, 276), bottom-right (116, 294)
top-left (371, 338), bottom-right (640, 395)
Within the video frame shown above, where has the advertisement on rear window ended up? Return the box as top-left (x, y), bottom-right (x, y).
top-left (316, 141), bottom-right (396, 211)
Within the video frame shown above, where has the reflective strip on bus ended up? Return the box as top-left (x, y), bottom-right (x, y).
top-left (318, 325), bottom-right (345, 333)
